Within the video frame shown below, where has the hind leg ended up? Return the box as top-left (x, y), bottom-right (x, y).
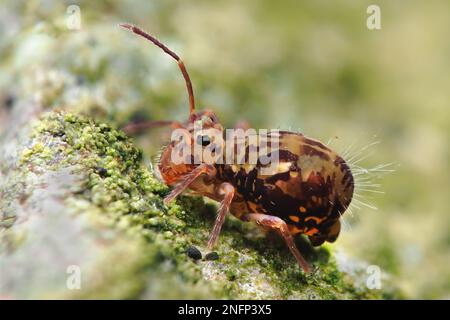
top-left (241, 213), bottom-right (310, 273)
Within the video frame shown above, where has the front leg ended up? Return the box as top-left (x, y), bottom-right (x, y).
top-left (207, 182), bottom-right (235, 250)
top-left (163, 164), bottom-right (215, 204)
top-left (241, 213), bottom-right (311, 273)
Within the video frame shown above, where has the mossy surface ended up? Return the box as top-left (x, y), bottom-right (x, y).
top-left (0, 111), bottom-right (401, 299)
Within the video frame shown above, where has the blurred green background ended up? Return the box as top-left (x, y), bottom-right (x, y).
top-left (0, 0), bottom-right (449, 299)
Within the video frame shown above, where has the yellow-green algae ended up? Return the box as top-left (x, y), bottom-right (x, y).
top-left (0, 111), bottom-right (401, 299)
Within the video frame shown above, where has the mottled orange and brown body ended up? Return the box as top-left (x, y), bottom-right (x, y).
top-left (185, 130), bottom-right (354, 246)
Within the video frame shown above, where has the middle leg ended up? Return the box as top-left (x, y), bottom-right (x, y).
top-left (207, 182), bottom-right (235, 250)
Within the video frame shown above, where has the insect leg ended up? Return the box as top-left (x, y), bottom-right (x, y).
top-left (207, 182), bottom-right (235, 250)
top-left (241, 213), bottom-right (311, 273)
top-left (163, 164), bottom-right (215, 204)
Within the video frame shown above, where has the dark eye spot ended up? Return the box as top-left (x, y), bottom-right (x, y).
top-left (197, 135), bottom-right (211, 146)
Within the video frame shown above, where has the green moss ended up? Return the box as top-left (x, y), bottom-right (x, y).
top-left (4, 110), bottom-right (401, 299)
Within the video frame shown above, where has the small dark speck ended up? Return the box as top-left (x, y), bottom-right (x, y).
top-left (186, 246), bottom-right (202, 260)
top-left (95, 166), bottom-right (108, 178)
top-left (4, 95), bottom-right (15, 109)
top-left (205, 251), bottom-right (219, 261)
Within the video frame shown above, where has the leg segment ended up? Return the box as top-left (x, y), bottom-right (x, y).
top-left (241, 213), bottom-right (311, 273)
top-left (207, 182), bottom-right (235, 250)
top-left (163, 164), bottom-right (215, 204)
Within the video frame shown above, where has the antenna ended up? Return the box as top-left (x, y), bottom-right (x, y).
top-left (120, 23), bottom-right (196, 117)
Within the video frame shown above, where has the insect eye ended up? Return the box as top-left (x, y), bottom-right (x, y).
top-left (197, 135), bottom-right (211, 146)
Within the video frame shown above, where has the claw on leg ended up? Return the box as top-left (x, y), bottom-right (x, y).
top-left (241, 213), bottom-right (311, 273)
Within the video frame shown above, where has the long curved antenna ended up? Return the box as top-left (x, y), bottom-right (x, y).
top-left (119, 23), bottom-right (195, 117)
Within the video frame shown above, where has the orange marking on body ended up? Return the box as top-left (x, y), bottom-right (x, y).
top-left (305, 216), bottom-right (324, 224)
top-left (299, 206), bottom-right (307, 213)
top-left (247, 201), bottom-right (258, 212)
top-left (289, 215), bottom-right (300, 223)
top-left (305, 228), bottom-right (319, 236)
top-left (288, 225), bottom-right (303, 235)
